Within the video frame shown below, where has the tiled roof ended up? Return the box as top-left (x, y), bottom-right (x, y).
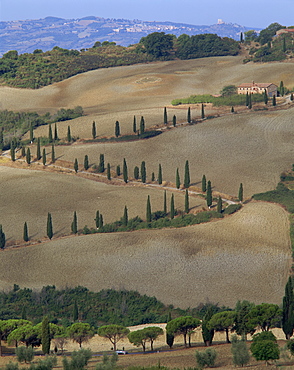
top-left (238, 83), bottom-right (275, 88)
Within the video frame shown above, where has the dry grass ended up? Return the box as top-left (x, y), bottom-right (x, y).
top-left (0, 202), bottom-right (290, 308)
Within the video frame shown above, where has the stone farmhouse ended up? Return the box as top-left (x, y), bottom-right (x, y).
top-left (237, 82), bottom-right (277, 97)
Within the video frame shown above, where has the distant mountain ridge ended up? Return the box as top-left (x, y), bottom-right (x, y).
top-left (0, 16), bottom-right (259, 55)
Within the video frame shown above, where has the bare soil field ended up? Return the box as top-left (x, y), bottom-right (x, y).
top-left (0, 165), bottom-right (205, 242)
top-left (0, 202), bottom-right (290, 308)
top-left (49, 106), bottom-right (294, 198)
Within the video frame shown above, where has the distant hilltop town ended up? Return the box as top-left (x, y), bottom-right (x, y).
top-left (0, 16), bottom-right (258, 55)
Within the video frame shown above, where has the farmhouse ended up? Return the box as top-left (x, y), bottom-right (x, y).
top-left (237, 81), bottom-right (277, 97)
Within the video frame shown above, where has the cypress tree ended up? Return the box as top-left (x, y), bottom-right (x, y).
top-left (99, 213), bottom-right (103, 228)
top-left (98, 154), bottom-right (105, 173)
top-left (134, 166), bottom-right (139, 180)
top-left (115, 121), bottom-right (120, 137)
top-left (67, 125), bottom-right (71, 142)
top-left (26, 147), bottom-right (31, 165)
top-left (173, 115), bottom-right (176, 127)
top-left (283, 37), bottom-right (287, 53)
top-left (48, 123), bottom-right (53, 143)
top-left (21, 306), bottom-right (27, 320)
top-left (84, 154), bottom-right (89, 170)
top-left (240, 32), bottom-right (243, 43)
top-left (231, 106), bottom-right (235, 113)
top-left (54, 123), bottom-right (58, 141)
top-left (187, 107), bottom-right (191, 123)
top-left (123, 158), bottom-right (128, 183)
top-left (164, 107), bottom-right (168, 125)
top-left (263, 90), bottom-right (268, 105)
top-left (73, 301), bottom-right (79, 322)
top-left (238, 183), bottom-right (243, 202)
top-left (116, 165), bottom-right (121, 176)
top-left (202, 175), bottom-right (207, 192)
top-left (36, 138), bottom-right (41, 160)
top-left (248, 93), bottom-right (252, 109)
top-left (170, 194), bottom-right (175, 219)
top-left (151, 172), bottom-right (155, 181)
top-left (246, 92), bottom-right (249, 106)
top-left (146, 195), bottom-right (151, 223)
top-left (163, 190), bottom-right (167, 214)
top-left (0, 128), bottom-right (3, 151)
top-left (92, 121), bottom-right (96, 139)
top-left (217, 196), bottom-right (222, 213)
top-left (0, 225), bottom-right (6, 249)
top-left (74, 158), bottom-right (78, 173)
top-left (21, 146), bottom-right (26, 157)
top-left (47, 212), bottom-right (53, 240)
top-left (30, 123), bottom-right (34, 143)
top-left (122, 206), bottom-right (128, 226)
top-left (95, 210), bottom-right (100, 229)
top-left (280, 81), bottom-right (285, 96)
top-left (282, 277), bottom-right (294, 340)
top-left (176, 168), bottom-right (180, 189)
top-left (107, 163), bottom-right (111, 180)
top-left (140, 116), bottom-right (145, 135)
top-left (71, 211), bottom-right (78, 234)
top-left (184, 160), bottom-right (190, 188)
top-left (10, 145), bottom-right (15, 162)
top-left (272, 94), bottom-right (276, 106)
top-left (23, 222), bottom-right (29, 242)
top-left (158, 164), bottom-right (162, 184)
top-left (141, 161), bottom-right (146, 183)
top-left (133, 116), bottom-right (136, 134)
top-left (206, 180), bottom-right (212, 208)
top-left (166, 312), bottom-right (174, 348)
top-left (201, 103), bottom-right (205, 119)
top-left (42, 148), bottom-right (46, 166)
top-left (290, 93), bottom-right (293, 101)
top-left (41, 316), bottom-right (51, 355)
top-left (185, 189), bottom-right (189, 214)
top-left (202, 307), bottom-right (215, 346)
top-left (51, 144), bottom-right (55, 163)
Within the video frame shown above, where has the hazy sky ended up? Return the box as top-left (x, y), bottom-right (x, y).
top-left (0, 0), bottom-right (293, 28)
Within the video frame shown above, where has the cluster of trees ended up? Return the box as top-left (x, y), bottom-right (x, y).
top-left (0, 32), bottom-right (240, 89)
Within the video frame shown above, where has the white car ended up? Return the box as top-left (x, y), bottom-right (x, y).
top-left (116, 350), bottom-right (128, 355)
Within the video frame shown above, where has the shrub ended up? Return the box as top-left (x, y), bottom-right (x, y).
top-left (15, 346), bottom-right (34, 364)
top-left (223, 204), bottom-right (242, 215)
top-left (5, 363), bottom-right (19, 370)
top-left (231, 335), bottom-right (250, 367)
top-left (63, 349), bottom-right (92, 370)
top-left (195, 348), bottom-right (217, 368)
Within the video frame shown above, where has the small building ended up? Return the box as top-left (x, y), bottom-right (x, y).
top-left (276, 28), bottom-right (294, 36)
top-left (237, 82), bottom-right (277, 97)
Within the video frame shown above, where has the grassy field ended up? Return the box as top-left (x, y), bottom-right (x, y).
top-left (0, 202), bottom-right (290, 308)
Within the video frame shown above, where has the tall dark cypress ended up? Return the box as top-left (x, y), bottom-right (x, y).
top-left (238, 183), bottom-right (243, 202)
top-left (163, 190), bottom-right (167, 215)
top-left (0, 225), bottom-right (6, 249)
top-left (122, 206), bottom-right (128, 226)
top-left (74, 158), bottom-right (78, 173)
top-left (206, 181), bottom-right (212, 208)
top-left (107, 163), bottom-right (111, 180)
top-left (98, 154), bottom-right (105, 173)
top-left (185, 189), bottom-right (189, 214)
top-left (116, 165), bottom-right (121, 177)
top-left (99, 214), bottom-right (104, 228)
top-left (51, 144), bottom-right (55, 163)
top-left (246, 92), bottom-right (249, 107)
top-left (84, 155), bottom-right (89, 170)
top-left (263, 90), bottom-right (268, 105)
top-left (146, 195), bottom-right (151, 223)
top-left (164, 107), bottom-right (168, 125)
top-left (54, 123), bottom-right (58, 141)
top-left (23, 222), bottom-right (29, 242)
top-left (158, 164), bottom-right (162, 184)
top-left (140, 116), bottom-right (145, 135)
top-left (133, 116), bottom-right (136, 134)
top-left (187, 107), bottom-right (191, 123)
top-left (47, 212), bottom-right (53, 240)
top-left (30, 123), bottom-right (34, 143)
top-left (123, 158), bottom-right (128, 183)
top-left (71, 211), bottom-right (78, 234)
top-left (141, 161), bottom-right (146, 183)
top-left (0, 129), bottom-right (4, 151)
top-left (26, 147), bottom-right (31, 165)
top-left (134, 166), bottom-right (139, 180)
top-left (282, 277), bottom-right (294, 339)
top-left (42, 148), bottom-right (46, 166)
top-left (176, 168), bottom-right (180, 189)
top-left (67, 125), bottom-right (71, 142)
top-left (95, 210), bottom-right (100, 229)
top-left (173, 115), bottom-right (176, 127)
top-left (201, 103), bottom-right (205, 119)
top-left (272, 94), bottom-right (276, 106)
top-left (92, 121), bottom-right (96, 139)
top-left (184, 160), bottom-right (190, 188)
top-left (202, 175), bottom-right (207, 192)
top-left (73, 301), bottom-right (79, 322)
top-left (115, 121), bottom-right (120, 137)
top-left (217, 196), bottom-right (222, 213)
top-left (36, 137), bottom-right (41, 160)
top-left (10, 146), bottom-right (15, 162)
top-left (41, 316), bottom-right (51, 355)
top-left (170, 194), bottom-right (175, 219)
top-left (21, 146), bottom-right (26, 158)
top-left (48, 124), bottom-right (53, 143)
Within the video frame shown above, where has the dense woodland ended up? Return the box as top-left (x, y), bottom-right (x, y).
top-left (0, 33), bottom-right (239, 89)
